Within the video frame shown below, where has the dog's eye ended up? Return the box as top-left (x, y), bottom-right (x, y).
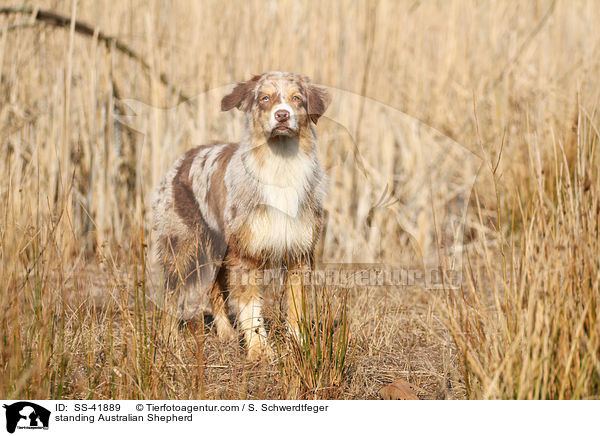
top-left (260, 95), bottom-right (270, 102)
top-left (292, 95), bottom-right (302, 102)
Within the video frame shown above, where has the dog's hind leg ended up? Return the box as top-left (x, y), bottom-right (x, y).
top-left (210, 266), bottom-right (236, 340)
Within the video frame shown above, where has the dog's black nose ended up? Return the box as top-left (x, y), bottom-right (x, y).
top-left (275, 110), bottom-right (290, 122)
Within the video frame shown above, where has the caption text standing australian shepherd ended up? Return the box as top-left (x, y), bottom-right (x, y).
top-left (152, 71), bottom-right (330, 360)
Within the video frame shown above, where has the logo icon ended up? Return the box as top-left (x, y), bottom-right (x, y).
top-left (2, 402), bottom-right (50, 434)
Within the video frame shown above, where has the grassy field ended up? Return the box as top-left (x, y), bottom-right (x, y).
top-left (0, 0), bottom-right (599, 399)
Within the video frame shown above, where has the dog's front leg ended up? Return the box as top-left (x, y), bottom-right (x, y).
top-left (229, 266), bottom-right (273, 361)
top-left (286, 258), bottom-right (312, 343)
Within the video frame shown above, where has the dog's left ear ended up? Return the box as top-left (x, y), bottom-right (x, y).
top-left (221, 75), bottom-right (261, 112)
top-left (306, 85), bottom-right (331, 124)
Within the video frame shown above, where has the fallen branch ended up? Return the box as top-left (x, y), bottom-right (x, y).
top-left (0, 5), bottom-right (192, 104)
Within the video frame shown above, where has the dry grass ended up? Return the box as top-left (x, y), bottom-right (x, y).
top-left (442, 110), bottom-right (600, 399)
top-left (1, 0), bottom-right (599, 399)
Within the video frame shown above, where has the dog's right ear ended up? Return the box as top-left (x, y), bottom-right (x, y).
top-left (221, 75), bottom-right (261, 112)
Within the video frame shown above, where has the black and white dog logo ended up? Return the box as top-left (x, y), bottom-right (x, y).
top-left (2, 402), bottom-right (50, 433)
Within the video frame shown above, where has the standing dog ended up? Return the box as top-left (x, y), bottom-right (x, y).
top-left (152, 71), bottom-right (330, 360)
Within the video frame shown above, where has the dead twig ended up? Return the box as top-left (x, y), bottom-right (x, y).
top-left (0, 5), bottom-right (192, 104)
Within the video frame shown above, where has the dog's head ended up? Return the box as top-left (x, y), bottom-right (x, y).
top-left (221, 71), bottom-right (330, 139)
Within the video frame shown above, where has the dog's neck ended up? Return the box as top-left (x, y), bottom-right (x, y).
top-left (239, 129), bottom-right (316, 191)
top-left (265, 135), bottom-right (301, 156)
top-left (242, 120), bottom-right (315, 152)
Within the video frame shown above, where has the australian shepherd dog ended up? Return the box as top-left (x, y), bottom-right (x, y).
top-left (151, 71), bottom-right (330, 360)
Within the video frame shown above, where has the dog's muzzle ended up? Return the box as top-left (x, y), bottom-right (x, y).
top-left (270, 104), bottom-right (297, 136)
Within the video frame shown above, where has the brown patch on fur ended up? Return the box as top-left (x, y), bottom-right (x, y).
top-left (305, 84), bottom-right (331, 124)
top-left (207, 143), bottom-right (237, 230)
top-left (224, 247), bottom-right (262, 271)
top-left (221, 75), bottom-right (262, 112)
top-left (173, 147), bottom-right (202, 229)
top-left (228, 220), bottom-right (264, 269)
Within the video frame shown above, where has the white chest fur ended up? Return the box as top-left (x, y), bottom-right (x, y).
top-left (244, 142), bottom-right (314, 216)
top-left (247, 207), bottom-right (314, 257)
top-left (243, 142), bottom-right (316, 256)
